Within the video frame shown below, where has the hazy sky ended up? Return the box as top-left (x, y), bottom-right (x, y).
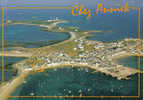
top-left (0, 0), bottom-right (143, 8)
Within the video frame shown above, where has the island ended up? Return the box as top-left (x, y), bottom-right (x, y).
top-left (0, 19), bottom-right (143, 99)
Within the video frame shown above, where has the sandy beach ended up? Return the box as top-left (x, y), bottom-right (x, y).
top-left (0, 51), bottom-right (32, 57)
top-left (0, 70), bottom-right (31, 100)
top-left (112, 51), bottom-right (143, 62)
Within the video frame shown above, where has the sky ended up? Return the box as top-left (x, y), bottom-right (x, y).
top-left (0, 0), bottom-right (143, 8)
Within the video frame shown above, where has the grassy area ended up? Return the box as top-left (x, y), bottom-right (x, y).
top-left (84, 44), bottom-right (94, 51)
top-left (32, 40), bottom-right (79, 57)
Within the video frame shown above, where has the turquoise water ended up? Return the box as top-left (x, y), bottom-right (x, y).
top-left (9, 67), bottom-right (142, 100)
top-left (0, 57), bottom-right (26, 83)
top-left (116, 56), bottom-right (143, 71)
top-left (10, 67), bottom-right (139, 96)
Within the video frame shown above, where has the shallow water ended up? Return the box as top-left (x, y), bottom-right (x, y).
top-left (0, 57), bottom-right (26, 83)
top-left (116, 56), bottom-right (143, 71)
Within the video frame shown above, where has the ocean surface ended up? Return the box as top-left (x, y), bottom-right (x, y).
top-left (4, 25), bottom-right (70, 48)
top-left (0, 8), bottom-right (141, 45)
top-left (116, 56), bottom-right (143, 71)
top-left (9, 67), bottom-right (142, 100)
top-left (0, 8), bottom-right (142, 100)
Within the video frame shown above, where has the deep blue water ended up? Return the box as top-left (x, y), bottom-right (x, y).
top-left (0, 8), bottom-right (141, 44)
top-left (4, 24), bottom-right (70, 48)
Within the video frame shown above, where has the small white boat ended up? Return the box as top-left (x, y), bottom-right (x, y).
top-left (30, 92), bottom-right (34, 96)
top-left (23, 81), bottom-right (27, 84)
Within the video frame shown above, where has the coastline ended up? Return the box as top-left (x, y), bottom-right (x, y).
top-left (112, 51), bottom-right (143, 66)
top-left (1, 19), bottom-right (142, 98)
top-left (111, 51), bottom-right (141, 59)
top-left (0, 20), bottom-right (74, 58)
top-left (0, 20), bottom-right (77, 99)
top-left (0, 51), bottom-right (32, 58)
top-left (0, 70), bottom-right (31, 100)
top-left (0, 31), bottom-right (74, 58)
top-left (0, 60), bottom-right (139, 99)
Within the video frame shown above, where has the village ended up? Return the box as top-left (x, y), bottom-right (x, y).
top-left (5, 19), bottom-right (143, 80)
top-left (20, 37), bottom-right (143, 80)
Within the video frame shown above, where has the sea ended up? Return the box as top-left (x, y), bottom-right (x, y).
top-left (0, 7), bottom-right (142, 100)
top-left (0, 57), bottom-right (26, 83)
